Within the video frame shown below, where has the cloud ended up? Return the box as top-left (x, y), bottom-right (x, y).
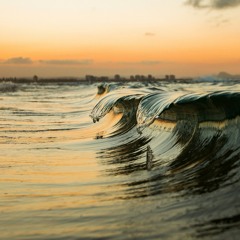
top-left (39, 59), bottom-right (93, 65)
top-left (185, 0), bottom-right (240, 9)
top-left (117, 60), bottom-right (162, 65)
top-left (0, 58), bottom-right (94, 66)
top-left (208, 14), bottom-right (230, 27)
top-left (145, 32), bottom-right (156, 37)
top-left (2, 57), bottom-right (33, 64)
top-left (139, 60), bottom-right (162, 65)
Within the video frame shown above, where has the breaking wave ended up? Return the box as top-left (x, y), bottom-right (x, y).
top-left (91, 85), bottom-right (240, 203)
top-left (0, 81), bottom-right (19, 92)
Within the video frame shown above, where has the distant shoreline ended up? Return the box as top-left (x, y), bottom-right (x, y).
top-left (1, 74), bottom-right (240, 84)
top-left (0, 76), bottom-right (193, 84)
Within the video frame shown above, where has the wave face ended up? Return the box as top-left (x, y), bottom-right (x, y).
top-left (1, 81), bottom-right (240, 240)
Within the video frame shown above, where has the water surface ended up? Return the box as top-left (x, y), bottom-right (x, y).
top-left (1, 81), bottom-right (240, 240)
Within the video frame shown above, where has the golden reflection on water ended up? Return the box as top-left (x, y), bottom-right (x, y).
top-left (0, 89), bottom-right (125, 235)
top-left (0, 150), bottom-right (122, 223)
top-left (1, 84), bottom-right (240, 239)
top-left (0, 111), bottom-right (123, 145)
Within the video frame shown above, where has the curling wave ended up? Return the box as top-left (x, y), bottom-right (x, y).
top-left (91, 85), bottom-right (240, 200)
top-left (137, 91), bottom-right (240, 129)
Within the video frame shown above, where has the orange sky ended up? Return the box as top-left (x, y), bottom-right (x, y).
top-left (0, 0), bottom-right (240, 77)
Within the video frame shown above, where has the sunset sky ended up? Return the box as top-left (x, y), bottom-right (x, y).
top-left (1, 0), bottom-right (240, 77)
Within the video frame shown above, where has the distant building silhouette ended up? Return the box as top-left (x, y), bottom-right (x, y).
top-left (33, 75), bottom-right (38, 81)
top-left (130, 75), bottom-right (135, 81)
top-left (165, 75), bottom-right (175, 80)
top-left (85, 75), bottom-right (96, 83)
top-left (114, 74), bottom-right (121, 81)
top-left (99, 76), bottom-right (109, 81)
top-left (147, 74), bottom-right (154, 80)
top-left (165, 75), bottom-right (169, 80)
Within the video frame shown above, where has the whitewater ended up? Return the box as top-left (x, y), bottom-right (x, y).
top-left (1, 80), bottom-right (240, 240)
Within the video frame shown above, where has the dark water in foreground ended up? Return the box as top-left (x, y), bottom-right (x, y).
top-left (0, 81), bottom-right (240, 240)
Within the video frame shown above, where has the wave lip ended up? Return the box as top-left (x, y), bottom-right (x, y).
top-left (90, 91), bottom-right (143, 123)
top-left (136, 91), bottom-right (240, 130)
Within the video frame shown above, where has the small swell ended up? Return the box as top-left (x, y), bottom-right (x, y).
top-left (0, 82), bottom-right (19, 92)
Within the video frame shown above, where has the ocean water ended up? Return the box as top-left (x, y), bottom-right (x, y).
top-left (1, 80), bottom-right (240, 240)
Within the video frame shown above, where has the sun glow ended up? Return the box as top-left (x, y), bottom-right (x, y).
top-left (1, 0), bottom-right (240, 77)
